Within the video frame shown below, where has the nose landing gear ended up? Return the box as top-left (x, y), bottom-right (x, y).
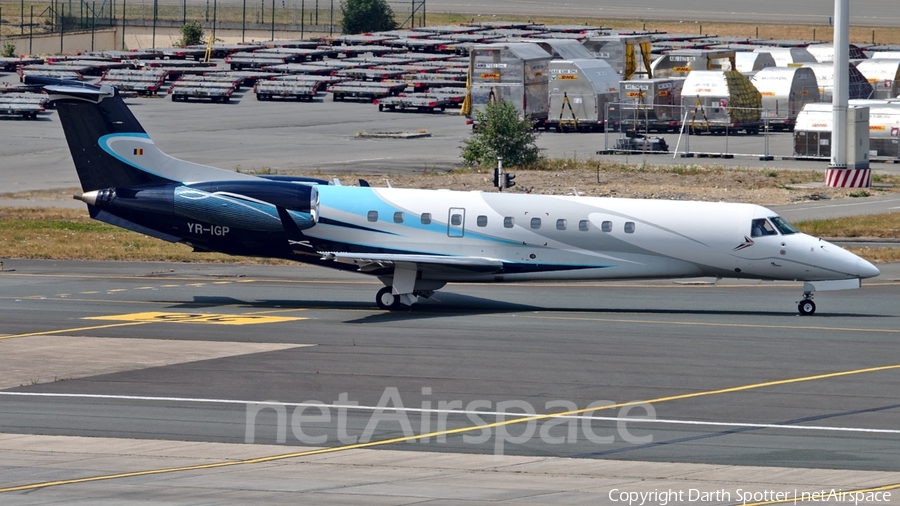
top-left (798, 291), bottom-right (816, 316)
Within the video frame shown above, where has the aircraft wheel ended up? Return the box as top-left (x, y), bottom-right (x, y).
top-left (798, 299), bottom-right (816, 316)
top-left (376, 286), bottom-right (402, 311)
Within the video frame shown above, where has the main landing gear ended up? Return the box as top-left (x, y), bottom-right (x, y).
top-left (376, 286), bottom-right (404, 311)
top-left (375, 285), bottom-right (437, 311)
top-left (798, 291), bottom-right (816, 316)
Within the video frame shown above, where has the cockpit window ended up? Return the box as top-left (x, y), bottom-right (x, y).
top-left (769, 216), bottom-right (799, 235)
top-left (750, 218), bottom-right (778, 237)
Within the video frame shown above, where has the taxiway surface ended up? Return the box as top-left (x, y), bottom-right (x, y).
top-left (1, 260), bottom-right (898, 476)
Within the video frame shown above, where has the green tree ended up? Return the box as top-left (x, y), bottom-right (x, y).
top-left (177, 21), bottom-right (204, 47)
top-left (340, 0), bottom-right (398, 35)
top-left (462, 100), bottom-right (542, 168)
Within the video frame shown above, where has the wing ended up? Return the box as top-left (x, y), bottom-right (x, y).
top-left (319, 252), bottom-right (504, 274)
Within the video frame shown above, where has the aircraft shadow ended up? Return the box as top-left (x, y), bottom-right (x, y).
top-left (160, 294), bottom-right (891, 322)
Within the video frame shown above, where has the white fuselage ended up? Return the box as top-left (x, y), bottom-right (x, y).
top-left (310, 186), bottom-right (879, 284)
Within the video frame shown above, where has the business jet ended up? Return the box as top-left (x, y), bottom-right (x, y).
top-left (38, 78), bottom-right (879, 315)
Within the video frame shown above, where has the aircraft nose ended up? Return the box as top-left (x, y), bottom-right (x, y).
top-left (857, 257), bottom-right (881, 279)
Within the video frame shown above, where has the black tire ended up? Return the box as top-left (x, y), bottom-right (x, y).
top-left (376, 286), bottom-right (402, 311)
top-left (798, 299), bottom-right (816, 316)
top-left (222, 96), bottom-right (230, 103)
top-left (378, 103), bottom-right (384, 111)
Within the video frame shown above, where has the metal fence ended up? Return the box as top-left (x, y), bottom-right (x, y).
top-left (0, 0), bottom-right (426, 48)
top-left (602, 102), bottom-right (792, 160)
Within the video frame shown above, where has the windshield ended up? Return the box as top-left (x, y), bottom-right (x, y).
top-left (769, 216), bottom-right (799, 235)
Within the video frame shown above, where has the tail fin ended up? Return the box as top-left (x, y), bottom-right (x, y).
top-left (31, 76), bottom-right (257, 191)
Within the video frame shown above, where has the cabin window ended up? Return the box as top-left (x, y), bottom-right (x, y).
top-left (421, 213), bottom-right (432, 225)
top-left (450, 213), bottom-right (463, 226)
top-left (530, 217), bottom-right (542, 229)
top-left (393, 212), bottom-right (404, 224)
top-left (367, 210), bottom-right (378, 222)
top-left (579, 220), bottom-right (590, 232)
top-left (601, 220), bottom-right (612, 232)
top-left (751, 218), bottom-right (778, 237)
top-left (624, 222), bottom-right (635, 233)
top-left (504, 217), bottom-right (515, 228)
top-left (477, 215), bottom-right (488, 227)
top-left (556, 219), bottom-right (567, 231)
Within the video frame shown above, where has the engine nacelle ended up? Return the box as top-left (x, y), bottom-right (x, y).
top-left (77, 180), bottom-right (319, 233)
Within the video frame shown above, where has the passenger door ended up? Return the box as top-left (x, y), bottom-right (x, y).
top-left (447, 208), bottom-right (465, 238)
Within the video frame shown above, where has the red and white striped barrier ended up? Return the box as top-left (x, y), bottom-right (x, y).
top-left (825, 168), bottom-right (871, 188)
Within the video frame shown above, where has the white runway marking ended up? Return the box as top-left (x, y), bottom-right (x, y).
top-left (1, 392), bottom-right (897, 435)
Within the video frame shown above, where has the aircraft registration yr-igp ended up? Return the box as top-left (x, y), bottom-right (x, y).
top-left (37, 78), bottom-right (879, 314)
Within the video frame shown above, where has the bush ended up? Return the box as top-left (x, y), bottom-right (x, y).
top-left (177, 21), bottom-right (204, 47)
top-left (462, 100), bottom-right (542, 168)
top-left (1, 42), bottom-right (16, 58)
top-left (340, 0), bottom-right (398, 35)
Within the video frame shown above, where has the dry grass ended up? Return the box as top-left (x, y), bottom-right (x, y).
top-left (4, 3), bottom-right (900, 46)
top-left (0, 207), bottom-right (289, 264)
top-left (794, 212), bottom-right (900, 239)
top-left (2, 205), bottom-right (898, 264)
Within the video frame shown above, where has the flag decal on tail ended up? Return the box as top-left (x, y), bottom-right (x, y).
top-left (134, 148), bottom-right (144, 155)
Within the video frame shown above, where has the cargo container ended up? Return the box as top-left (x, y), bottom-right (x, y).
top-left (681, 70), bottom-right (762, 134)
top-left (801, 62), bottom-right (874, 101)
top-left (750, 66), bottom-right (819, 130)
top-left (581, 35), bottom-right (653, 79)
top-left (805, 42), bottom-right (868, 63)
top-left (607, 77), bottom-right (685, 132)
top-left (753, 47), bottom-right (817, 67)
top-left (795, 101), bottom-right (900, 158)
top-left (854, 59), bottom-right (900, 99)
top-left (533, 39), bottom-right (596, 60)
top-left (650, 49), bottom-right (735, 79)
top-left (734, 52), bottom-right (777, 73)
top-left (464, 43), bottom-right (552, 124)
top-left (546, 59), bottom-right (619, 131)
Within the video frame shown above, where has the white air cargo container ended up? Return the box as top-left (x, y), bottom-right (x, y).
top-left (750, 66), bottom-right (820, 130)
top-left (801, 62), bottom-right (874, 101)
top-left (794, 102), bottom-right (899, 158)
top-left (805, 42), bottom-right (868, 63)
top-left (547, 59), bottom-right (620, 132)
top-left (650, 49), bottom-right (735, 79)
top-left (753, 47), bottom-right (817, 67)
top-left (466, 43), bottom-right (552, 125)
top-left (734, 52), bottom-right (777, 73)
top-left (854, 59), bottom-right (900, 99)
top-left (681, 70), bottom-right (762, 134)
top-left (607, 77), bottom-right (685, 132)
top-left (534, 39), bottom-right (596, 60)
top-left (581, 34), bottom-right (653, 80)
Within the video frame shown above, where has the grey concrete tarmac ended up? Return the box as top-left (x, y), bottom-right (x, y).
top-left (1, 260), bottom-right (899, 475)
top-left (4, 70), bottom-right (900, 197)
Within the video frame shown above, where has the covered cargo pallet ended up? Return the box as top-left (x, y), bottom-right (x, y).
top-left (681, 70), bottom-right (762, 134)
top-left (801, 62), bottom-right (874, 101)
top-left (650, 49), bottom-right (736, 79)
top-left (608, 77), bottom-right (685, 133)
top-left (795, 102), bottom-right (900, 158)
top-left (750, 66), bottom-right (820, 130)
top-left (581, 35), bottom-right (653, 80)
top-left (854, 59), bottom-right (900, 99)
top-left (546, 59), bottom-right (619, 132)
top-left (464, 43), bottom-right (552, 123)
